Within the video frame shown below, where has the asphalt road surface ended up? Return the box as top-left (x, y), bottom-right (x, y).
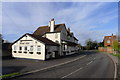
top-left (10, 51), bottom-right (115, 79)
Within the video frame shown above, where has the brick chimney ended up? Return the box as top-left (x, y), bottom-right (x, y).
top-left (68, 28), bottom-right (70, 33)
top-left (50, 18), bottom-right (55, 32)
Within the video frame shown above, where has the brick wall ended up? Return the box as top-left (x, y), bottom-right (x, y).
top-left (98, 47), bottom-right (114, 53)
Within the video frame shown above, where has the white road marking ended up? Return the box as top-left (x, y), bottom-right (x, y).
top-left (21, 55), bottom-right (86, 75)
top-left (93, 58), bottom-right (96, 60)
top-left (61, 67), bottom-right (83, 78)
top-left (86, 61), bottom-right (93, 65)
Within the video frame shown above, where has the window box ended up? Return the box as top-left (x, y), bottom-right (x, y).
top-left (37, 52), bottom-right (41, 55)
top-left (24, 51), bottom-right (27, 53)
top-left (14, 51), bottom-right (17, 53)
top-left (18, 51), bottom-right (22, 53)
top-left (29, 52), bottom-right (33, 54)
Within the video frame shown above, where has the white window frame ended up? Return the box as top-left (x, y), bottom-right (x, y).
top-left (30, 46), bottom-right (33, 52)
top-left (37, 46), bottom-right (41, 52)
top-left (24, 46), bottom-right (27, 51)
top-left (19, 46), bottom-right (22, 51)
top-left (14, 45), bottom-right (17, 51)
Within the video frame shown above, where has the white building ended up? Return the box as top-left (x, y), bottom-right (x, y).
top-left (12, 19), bottom-right (78, 60)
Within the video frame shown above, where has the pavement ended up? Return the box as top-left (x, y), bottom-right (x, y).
top-left (102, 52), bottom-right (119, 79)
top-left (3, 51), bottom-right (115, 79)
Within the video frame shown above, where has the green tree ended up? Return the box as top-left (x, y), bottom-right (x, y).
top-left (113, 41), bottom-right (119, 50)
top-left (92, 40), bottom-right (98, 49)
top-left (85, 39), bottom-right (93, 50)
top-left (77, 43), bottom-right (82, 49)
top-left (98, 40), bottom-right (104, 47)
top-left (85, 39), bottom-right (99, 50)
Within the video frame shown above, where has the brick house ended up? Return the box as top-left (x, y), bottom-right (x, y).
top-left (104, 34), bottom-right (117, 47)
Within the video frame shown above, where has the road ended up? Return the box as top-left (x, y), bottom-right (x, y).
top-left (9, 51), bottom-right (114, 79)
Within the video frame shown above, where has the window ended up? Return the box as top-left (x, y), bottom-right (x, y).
top-left (14, 51), bottom-right (17, 53)
top-left (24, 46), bottom-right (27, 54)
top-left (14, 46), bottom-right (17, 51)
top-left (19, 46), bottom-right (22, 50)
top-left (37, 46), bottom-right (41, 52)
top-left (63, 45), bottom-right (65, 50)
top-left (68, 36), bottom-right (70, 40)
top-left (24, 46), bottom-right (27, 51)
top-left (37, 46), bottom-right (41, 55)
top-left (65, 45), bottom-right (67, 50)
top-left (107, 40), bottom-right (110, 43)
top-left (30, 46), bottom-right (33, 51)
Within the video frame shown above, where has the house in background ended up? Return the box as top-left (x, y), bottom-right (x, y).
top-left (12, 19), bottom-right (78, 60)
top-left (104, 34), bottom-right (117, 47)
top-left (99, 34), bottom-right (118, 53)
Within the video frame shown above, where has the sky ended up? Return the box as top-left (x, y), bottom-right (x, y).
top-left (2, 2), bottom-right (118, 45)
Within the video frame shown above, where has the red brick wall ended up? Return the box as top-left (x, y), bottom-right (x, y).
top-left (98, 47), bottom-right (114, 53)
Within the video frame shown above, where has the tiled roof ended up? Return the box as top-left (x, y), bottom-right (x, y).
top-left (28, 34), bottom-right (59, 46)
top-left (12, 33), bottom-right (59, 46)
top-left (33, 23), bottom-right (78, 41)
top-left (33, 24), bottom-right (65, 36)
top-left (104, 35), bottom-right (117, 38)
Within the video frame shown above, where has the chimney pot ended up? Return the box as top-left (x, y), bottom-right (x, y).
top-left (68, 28), bottom-right (70, 33)
top-left (51, 18), bottom-right (54, 21)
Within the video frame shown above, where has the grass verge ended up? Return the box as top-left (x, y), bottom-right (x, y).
top-left (0, 72), bottom-right (20, 79)
top-left (113, 54), bottom-right (120, 58)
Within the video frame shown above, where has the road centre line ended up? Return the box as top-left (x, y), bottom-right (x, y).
top-left (61, 67), bottom-right (83, 78)
top-left (19, 55), bottom-right (87, 75)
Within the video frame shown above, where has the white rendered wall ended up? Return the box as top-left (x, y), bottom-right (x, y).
top-left (45, 33), bottom-right (61, 44)
top-left (12, 35), bottom-right (45, 60)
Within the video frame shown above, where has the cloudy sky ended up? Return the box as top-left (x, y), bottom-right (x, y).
top-left (2, 2), bottom-right (118, 45)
